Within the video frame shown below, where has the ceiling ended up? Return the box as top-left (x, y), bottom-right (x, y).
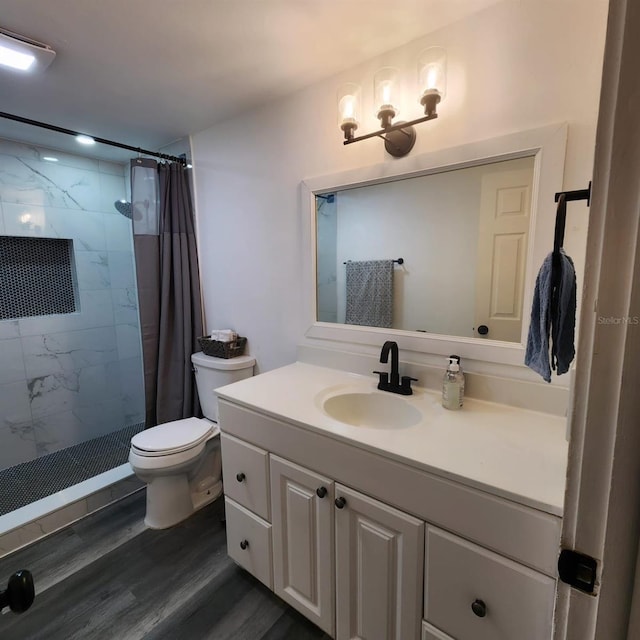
top-left (0, 0), bottom-right (499, 162)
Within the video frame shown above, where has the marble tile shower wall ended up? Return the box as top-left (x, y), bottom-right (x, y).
top-left (0, 138), bottom-right (145, 470)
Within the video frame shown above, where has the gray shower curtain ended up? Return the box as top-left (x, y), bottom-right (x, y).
top-left (133, 160), bottom-right (203, 427)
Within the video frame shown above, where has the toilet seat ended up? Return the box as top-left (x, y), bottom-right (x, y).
top-left (131, 417), bottom-right (215, 457)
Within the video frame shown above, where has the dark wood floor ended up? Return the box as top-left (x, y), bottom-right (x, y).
top-left (0, 491), bottom-right (332, 640)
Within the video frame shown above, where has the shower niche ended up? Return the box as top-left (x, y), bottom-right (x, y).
top-left (0, 236), bottom-right (78, 320)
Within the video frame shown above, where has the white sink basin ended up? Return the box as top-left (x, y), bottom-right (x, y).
top-left (321, 391), bottom-right (422, 429)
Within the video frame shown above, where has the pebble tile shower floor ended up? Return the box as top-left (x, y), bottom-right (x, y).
top-left (0, 423), bottom-right (144, 516)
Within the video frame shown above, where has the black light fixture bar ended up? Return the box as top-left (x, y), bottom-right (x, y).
top-left (0, 111), bottom-right (188, 165)
top-left (343, 113), bottom-right (438, 146)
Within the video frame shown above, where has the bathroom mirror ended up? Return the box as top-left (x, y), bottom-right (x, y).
top-left (301, 124), bottom-right (568, 367)
top-left (316, 155), bottom-right (535, 342)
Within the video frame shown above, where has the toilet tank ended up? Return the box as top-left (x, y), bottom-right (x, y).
top-left (191, 352), bottom-right (255, 422)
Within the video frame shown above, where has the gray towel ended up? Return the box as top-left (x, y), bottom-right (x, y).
top-left (345, 260), bottom-right (393, 328)
top-left (525, 249), bottom-right (576, 382)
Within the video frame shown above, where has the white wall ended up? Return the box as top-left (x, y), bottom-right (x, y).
top-left (191, 0), bottom-right (607, 374)
top-left (316, 196), bottom-right (338, 323)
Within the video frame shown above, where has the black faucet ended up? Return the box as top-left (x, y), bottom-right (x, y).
top-left (373, 341), bottom-right (418, 395)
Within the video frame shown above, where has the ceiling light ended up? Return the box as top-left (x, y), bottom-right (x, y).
top-left (42, 156), bottom-right (58, 162)
top-left (0, 28), bottom-right (56, 72)
top-left (76, 135), bottom-right (95, 145)
top-left (0, 45), bottom-right (33, 70)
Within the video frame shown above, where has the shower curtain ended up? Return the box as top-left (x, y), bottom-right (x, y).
top-left (132, 159), bottom-right (203, 427)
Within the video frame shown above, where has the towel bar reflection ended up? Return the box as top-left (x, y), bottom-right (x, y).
top-left (343, 258), bottom-right (404, 265)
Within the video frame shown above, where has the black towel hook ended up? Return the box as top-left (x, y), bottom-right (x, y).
top-left (554, 182), bottom-right (591, 205)
top-left (552, 181), bottom-right (592, 258)
top-left (553, 193), bottom-right (567, 258)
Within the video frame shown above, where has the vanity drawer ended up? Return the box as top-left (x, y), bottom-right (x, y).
top-left (225, 497), bottom-right (273, 589)
top-left (422, 621), bottom-right (454, 640)
top-left (424, 526), bottom-right (555, 640)
top-left (221, 433), bottom-right (270, 521)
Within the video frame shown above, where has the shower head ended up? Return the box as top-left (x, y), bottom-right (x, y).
top-left (114, 200), bottom-right (132, 219)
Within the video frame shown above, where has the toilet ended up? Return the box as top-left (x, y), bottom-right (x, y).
top-left (129, 351), bottom-right (255, 529)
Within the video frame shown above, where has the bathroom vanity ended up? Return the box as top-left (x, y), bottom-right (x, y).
top-left (216, 362), bottom-right (567, 640)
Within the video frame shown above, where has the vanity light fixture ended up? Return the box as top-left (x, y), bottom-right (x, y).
top-left (0, 28), bottom-right (56, 72)
top-left (338, 46), bottom-right (447, 158)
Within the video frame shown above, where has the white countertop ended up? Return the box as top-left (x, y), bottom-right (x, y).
top-left (216, 362), bottom-right (568, 516)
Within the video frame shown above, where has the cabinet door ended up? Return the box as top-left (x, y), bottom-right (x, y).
top-left (270, 455), bottom-right (334, 636)
top-left (335, 483), bottom-right (424, 640)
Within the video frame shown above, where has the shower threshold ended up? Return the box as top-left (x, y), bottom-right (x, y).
top-left (0, 424), bottom-right (145, 553)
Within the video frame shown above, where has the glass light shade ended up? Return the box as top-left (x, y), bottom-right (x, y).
top-left (337, 83), bottom-right (361, 141)
top-left (373, 67), bottom-right (400, 122)
top-left (337, 83), bottom-right (361, 127)
top-left (418, 46), bottom-right (447, 103)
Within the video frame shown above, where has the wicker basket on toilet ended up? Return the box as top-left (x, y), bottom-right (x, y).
top-left (197, 334), bottom-right (247, 359)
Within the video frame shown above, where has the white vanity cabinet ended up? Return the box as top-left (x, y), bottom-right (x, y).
top-left (218, 398), bottom-right (561, 640)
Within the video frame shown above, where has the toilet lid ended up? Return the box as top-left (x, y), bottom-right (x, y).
top-left (131, 418), bottom-right (214, 456)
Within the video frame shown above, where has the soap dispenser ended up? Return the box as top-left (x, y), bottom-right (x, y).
top-left (442, 356), bottom-right (465, 410)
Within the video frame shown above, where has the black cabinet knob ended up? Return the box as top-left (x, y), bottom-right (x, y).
top-left (477, 325), bottom-right (489, 336)
top-left (316, 486), bottom-right (327, 498)
top-left (335, 496), bottom-right (347, 509)
top-left (236, 472), bottom-right (246, 482)
top-left (471, 599), bottom-right (487, 617)
top-left (240, 539), bottom-right (249, 550)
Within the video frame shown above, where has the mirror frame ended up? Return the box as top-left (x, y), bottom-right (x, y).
top-left (301, 123), bottom-right (568, 368)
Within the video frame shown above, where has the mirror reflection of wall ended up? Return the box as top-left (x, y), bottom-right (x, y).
top-left (316, 194), bottom-right (338, 323)
top-left (316, 155), bottom-right (535, 342)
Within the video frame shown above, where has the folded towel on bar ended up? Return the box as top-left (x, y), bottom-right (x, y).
top-left (525, 249), bottom-right (576, 382)
top-left (345, 260), bottom-right (393, 328)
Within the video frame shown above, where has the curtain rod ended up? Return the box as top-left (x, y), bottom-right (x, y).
top-left (0, 111), bottom-right (188, 165)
